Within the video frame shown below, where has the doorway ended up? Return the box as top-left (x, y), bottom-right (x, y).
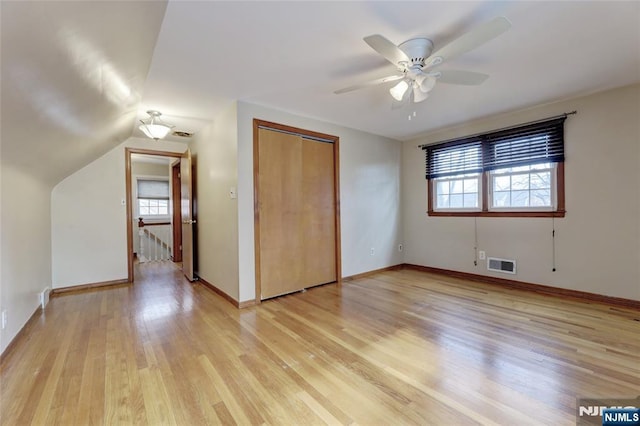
top-left (125, 148), bottom-right (193, 282)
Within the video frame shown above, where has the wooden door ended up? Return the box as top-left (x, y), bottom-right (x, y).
top-left (257, 127), bottom-right (337, 299)
top-left (300, 138), bottom-right (336, 286)
top-left (181, 149), bottom-right (195, 281)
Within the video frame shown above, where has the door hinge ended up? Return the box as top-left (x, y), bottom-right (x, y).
top-left (179, 245), bottom-right (182, 251)
top-left (178, 173), bottom-right (181, 178)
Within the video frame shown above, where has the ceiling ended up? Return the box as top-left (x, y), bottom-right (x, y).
top-left (131, 153), bottom-right (173, 165)
top-left (2, 1), bottom-right (639, 185)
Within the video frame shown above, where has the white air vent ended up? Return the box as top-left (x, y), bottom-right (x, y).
top-left (487, 257), bottom-right (516, 274)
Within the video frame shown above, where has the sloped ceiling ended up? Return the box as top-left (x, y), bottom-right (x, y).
top-left (1, 1), bottom-right (167, 185)
top-left (2, 1), bottom-right (640, 186)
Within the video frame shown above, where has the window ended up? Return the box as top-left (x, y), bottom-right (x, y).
top-left (137, 178), bottom-right (170, 217)
top-left (435, 173), bottom-right (481, 210)
top-left (490, 163), bottom-right (555, 209)
top-left (138, 198), bottom-right (169, 216)
top-left (423, 116), bottom-right (566, 217)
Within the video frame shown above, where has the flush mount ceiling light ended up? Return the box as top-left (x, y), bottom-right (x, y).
top-left (139, 110), bottom-right (174, 140)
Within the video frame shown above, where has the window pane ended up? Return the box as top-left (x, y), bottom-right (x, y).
top-left (494, 176), bottom-right (511, 191)
top-left (139, 198), bottom-right (171, 216)
top-left (511, 174), bottom-right (530, 190)
top-left (437, 195), bottom-right (449, 209)
top-left (463, 193), bottom-right (478, 208)
top-left (437, 181), bottom-right (449, 195)
top-left (463, 179), bottom-right (478, 193)
top-left (449, 194), bottom-right (463, 208)
top-left (450, 180), bottom-right (463, 194)
top-left (530, 172), bottom-right (551, 189)
top-left (493, 191), bottom-right (510, 207)
top-left (530, 190), bottom-right (551, 206)
top-left (511, 190), bottom-right (529, 207)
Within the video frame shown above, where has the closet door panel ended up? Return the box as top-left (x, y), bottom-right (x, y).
top-left (258, 129), bottom-right (304, 298)
top-left (301, 139), bottom-right (336, 287)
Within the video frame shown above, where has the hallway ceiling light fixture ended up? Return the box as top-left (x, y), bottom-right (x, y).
top-left (139, 110), bottom-right (174, 140)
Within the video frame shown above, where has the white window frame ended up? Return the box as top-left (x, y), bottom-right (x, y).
top-left (433, 172), bottom-right (483, 212)
top-left (488, 163), bottom-right (558, 212)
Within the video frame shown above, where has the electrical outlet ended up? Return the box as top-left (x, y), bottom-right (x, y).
top-left (1, 310), bottom-right (7, 330)
top-left (479, 250), bottom-right (486, 260)
top-left (398, 244), bottom-right (403, 252)
top-left (370, 247), bottom-right (375, 256)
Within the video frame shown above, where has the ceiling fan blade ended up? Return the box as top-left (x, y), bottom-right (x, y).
top-left (364, 34), bottom-right (410, 66)
top-left (434, 70), bottom-right (489, 85)
top-left (334, 74), bottom-right (403, 94)
top-left (424, 16), bottom-right (511, 68)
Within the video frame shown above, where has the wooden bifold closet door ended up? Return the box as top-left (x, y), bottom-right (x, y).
top-left (256, 126), bottom-right (338, 300)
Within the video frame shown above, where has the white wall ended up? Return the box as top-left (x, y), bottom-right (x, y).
top-left (189, 103), bottom-right (240, 300)
top-left (0, 164), bottom-right (52, 354)
top-left (132, 161), bottom-right (170, 177)
top-left (403, 84), bottom-right (640, 301)
top-left (51, 138), bottom-right (187, 288)
top-left (237, 102), bottom-right (403, 302)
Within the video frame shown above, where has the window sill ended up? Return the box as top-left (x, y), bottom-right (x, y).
top-left (427, 210), bottom-right (566, 218)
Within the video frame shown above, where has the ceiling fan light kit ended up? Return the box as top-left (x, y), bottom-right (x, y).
top-left (139, 110), bottom-right (174, 140)
top-left (335, 16), bottom-right (511, 106)
top-left (412, 86), bottom-right (429, 103)
top-left (390, 80), bottom-right (410, 101)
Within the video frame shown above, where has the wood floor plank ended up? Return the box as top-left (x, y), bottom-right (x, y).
top-left (197, 355), bottom-right (263, 425)
top-left (1, 261), bottom-right (639, 425)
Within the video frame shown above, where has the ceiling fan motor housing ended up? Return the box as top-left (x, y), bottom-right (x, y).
top-left (398, 38), bottom-right (434, 67)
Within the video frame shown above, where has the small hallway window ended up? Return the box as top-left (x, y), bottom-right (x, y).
top-left (137, 178), bottom-right (170, 217)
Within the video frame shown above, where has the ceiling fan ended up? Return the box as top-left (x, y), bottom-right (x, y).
top-left (335, 16), bottom-right (511, 105)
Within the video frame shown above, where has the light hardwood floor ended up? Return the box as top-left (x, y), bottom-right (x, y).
top-left (1, 262), bottom-right (639, 425)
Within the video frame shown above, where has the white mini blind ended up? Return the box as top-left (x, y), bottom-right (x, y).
top-left (137, 179), bottom-right (169, 200)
